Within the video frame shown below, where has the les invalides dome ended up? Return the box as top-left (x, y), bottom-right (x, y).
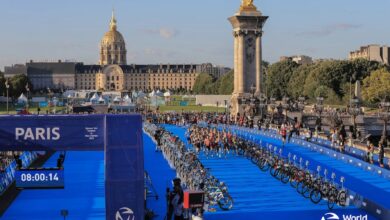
top-left (100, 10), bottom-right (127, 65)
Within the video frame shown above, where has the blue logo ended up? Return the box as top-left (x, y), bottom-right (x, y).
top-left (321, 213), bottom-right (340, 220)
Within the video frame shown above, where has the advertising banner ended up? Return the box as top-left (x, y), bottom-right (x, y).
top-left (0, 115), bottom-right (144, 219)
top-left (0, 115), bottom-right (105, 151)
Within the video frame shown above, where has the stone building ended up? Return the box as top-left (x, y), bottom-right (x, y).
top-left (6, 11), bottom-right (221, 92)
top-left (349, 45), bottom-right (390, 65)
top-left (280, 55), bottom-right (313, 65)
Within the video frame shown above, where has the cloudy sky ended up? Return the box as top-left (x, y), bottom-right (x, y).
top-left (0, 0), bottom-right (389, 70)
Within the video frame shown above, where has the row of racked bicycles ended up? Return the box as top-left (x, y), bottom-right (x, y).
top-left (190, 124), bottom-right (348, 210)
top-left (235, 136), bottom-right (348, 210)
top-left (144, 123), bottom-right (234, 211)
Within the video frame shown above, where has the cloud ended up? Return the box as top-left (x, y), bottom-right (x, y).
top-left (141, 27), bottom-right (179, 39)
top-left (296, 23), bottom-right (362, 37)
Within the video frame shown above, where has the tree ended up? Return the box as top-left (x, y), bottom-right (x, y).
top-left (362, 68), bottom-right (390, 103)
top-left (266, 60), bottom-right (299, 99)
top-left (216, 70), bottom-right (234, 95)
top-left (192, 73), bottom-right (215, 94)
top-left (9, 74), bottom-right (33, 98)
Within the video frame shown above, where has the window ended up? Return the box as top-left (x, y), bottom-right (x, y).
top-left (117, 76), bottom-right (119, 81)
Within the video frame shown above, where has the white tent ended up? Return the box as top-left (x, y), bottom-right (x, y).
top-left (156, 90), bottom-right (164, 97)
top-left (123, 95), bottom-right (132, 104)
top-left (113, 96), bottom-right (122, 102)
top-left (98, 96), bottom-right (105, 103)
top-left (90, 93), bottom-right (99, 102)
top-left (17, 93), bottom-right (28, 103)
top-left (149, 90), bottom-right (156, 97)
top-left (164, 90), bottom-right (172, 97)
top-left (132, 90), bottom-right (138, 98)
top-left (137, 91), bottom-right (146, 98)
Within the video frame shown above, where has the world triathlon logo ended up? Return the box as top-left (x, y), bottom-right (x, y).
top-left (321, 212), bottom-right (368, 220)
top-left (321, 213), bottom-right (340, 220)
top-left (115, 207), bottom-right (135, 220)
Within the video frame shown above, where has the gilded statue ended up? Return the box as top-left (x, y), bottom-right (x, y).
top-left (242, 0), bottom-right (254, 7)
top-left (240, 0), bottom-right (257, 11)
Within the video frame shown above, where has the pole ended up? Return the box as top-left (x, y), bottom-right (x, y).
top-left (6, 87), bottom-right (9, 114)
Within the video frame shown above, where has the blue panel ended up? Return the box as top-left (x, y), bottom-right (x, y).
top-left (15, 169), bottom-right (64, 189)
top-left (0, 115), bottom-right (105, 151)
top-left (105, 115), bottom-right (144, 220)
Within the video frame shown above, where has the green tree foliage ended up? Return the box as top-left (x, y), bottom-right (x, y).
top-left (362, 68), bottom-right (390, 103)
top-left (217, 70), bottom-right (234, 94)
top-left (8, 74), bottom-right (33, 98)
top-left (0, 71), bottom-right (5, 96)
top-left (192, 73), bottom-right (215, 94)
top-left (263, 59), bottom-right (385, 104)
top-left (266, 60), bottom-right (299, 99)
top-left (193, 70), bottom-right (234, 95)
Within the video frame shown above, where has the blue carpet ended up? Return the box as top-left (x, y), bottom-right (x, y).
top-left (144, 133), bottom-right (177, 220)
top-left (234, 129), bottom-right (390, 210)
top-left (2, 151), bottom-right (105, 220)
top-left (163, 125), bottom-right (376, 219)
top-left (2, 134), bottom-right (176, 220)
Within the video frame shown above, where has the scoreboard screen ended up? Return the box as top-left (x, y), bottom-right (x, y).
top-left (15, 169), bottom-right (64, 189)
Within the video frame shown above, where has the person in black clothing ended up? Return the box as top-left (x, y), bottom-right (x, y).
top-left (339, 125), bottom-right (347, 153)
top-left (166, 178), bottom-right (184, 220)
top-left (378, 142), bottom-right (385, 168)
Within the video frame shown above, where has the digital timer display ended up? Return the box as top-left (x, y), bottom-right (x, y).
top-left (15, 169), bottom-right (64, 189)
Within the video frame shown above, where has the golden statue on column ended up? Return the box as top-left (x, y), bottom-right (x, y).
top-left (240, 0), bottom-right (257, 11)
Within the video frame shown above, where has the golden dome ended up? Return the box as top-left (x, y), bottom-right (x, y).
top-left (101, 30), bottom-right (125, 45)
top-left (101, 10), bottom-right (125, 45)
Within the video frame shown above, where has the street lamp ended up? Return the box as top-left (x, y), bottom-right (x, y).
top-left (379, 100), bottom-right (390, 147)
top-left (216, 101), bottom-right (219, 113)
top-left (282, 97), bottom-right (290, 122)
top-left (348, 96), bottom-right (362, 139)
top-left (315, 97), bottom-right (324, 131)
top-left (297, 96), bottom-right (306, 124)
top-left (25, 83), bottom-right (30, 112)
top-left (269, 97), bottom-right (276, 123)
top-left (224, 100), bottom-right (227, 113)
top-left (5, 80), bottom-right (10, 114)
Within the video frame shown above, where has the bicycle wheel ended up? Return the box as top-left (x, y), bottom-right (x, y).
top-left (328, 194), bottom-right (336, 210)
top-left (337, 190), bottom-right (347, 207)
top-left (218, 194), bottom-right (234, 210)
top-left (251, 156), bottom-right (259, 164)
top-left (280, 171), bottom-right (290, 184)
top-left (270, 167), bottom-right (278, 177)
top-left (297, 181), bottom-right (305, 194)
top-left (302, 184), bottom-right (311, 199)
top-left (259, 160), bottom-right (269, 171)
top-left (310, 189), bottom-right (322, 204)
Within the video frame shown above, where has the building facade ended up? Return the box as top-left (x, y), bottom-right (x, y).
top-left (280, 55), bottom-right (313, 65)
top-left (5, 11), bottom-right (237, 92)
top-left (349, 45), bottom-right (390, 65)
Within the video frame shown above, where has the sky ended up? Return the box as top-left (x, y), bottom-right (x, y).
top-left (0, 0), bottom-right (389, 71)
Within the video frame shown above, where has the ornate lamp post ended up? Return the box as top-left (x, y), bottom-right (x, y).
top-left (297, 96), bottom-right (306, 124)
top-left (269, 97), bottom-right (276, 122)
top-left (379, 100), bottom-right (390, 147)
top-left (258, 95), bottom-right (267, 119)
top-left (276, 103), bottom-right (283, 125)
top-left (348, 96), bottom-right (362, 139)
top-left (5, 80), bottom-right (10, 114)
top-left (25, 83), bottom-right (30, 111)
top-left (315, 97), bottom-right (324, 131)
top-left (282, 97), bottom-right (290, 122)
